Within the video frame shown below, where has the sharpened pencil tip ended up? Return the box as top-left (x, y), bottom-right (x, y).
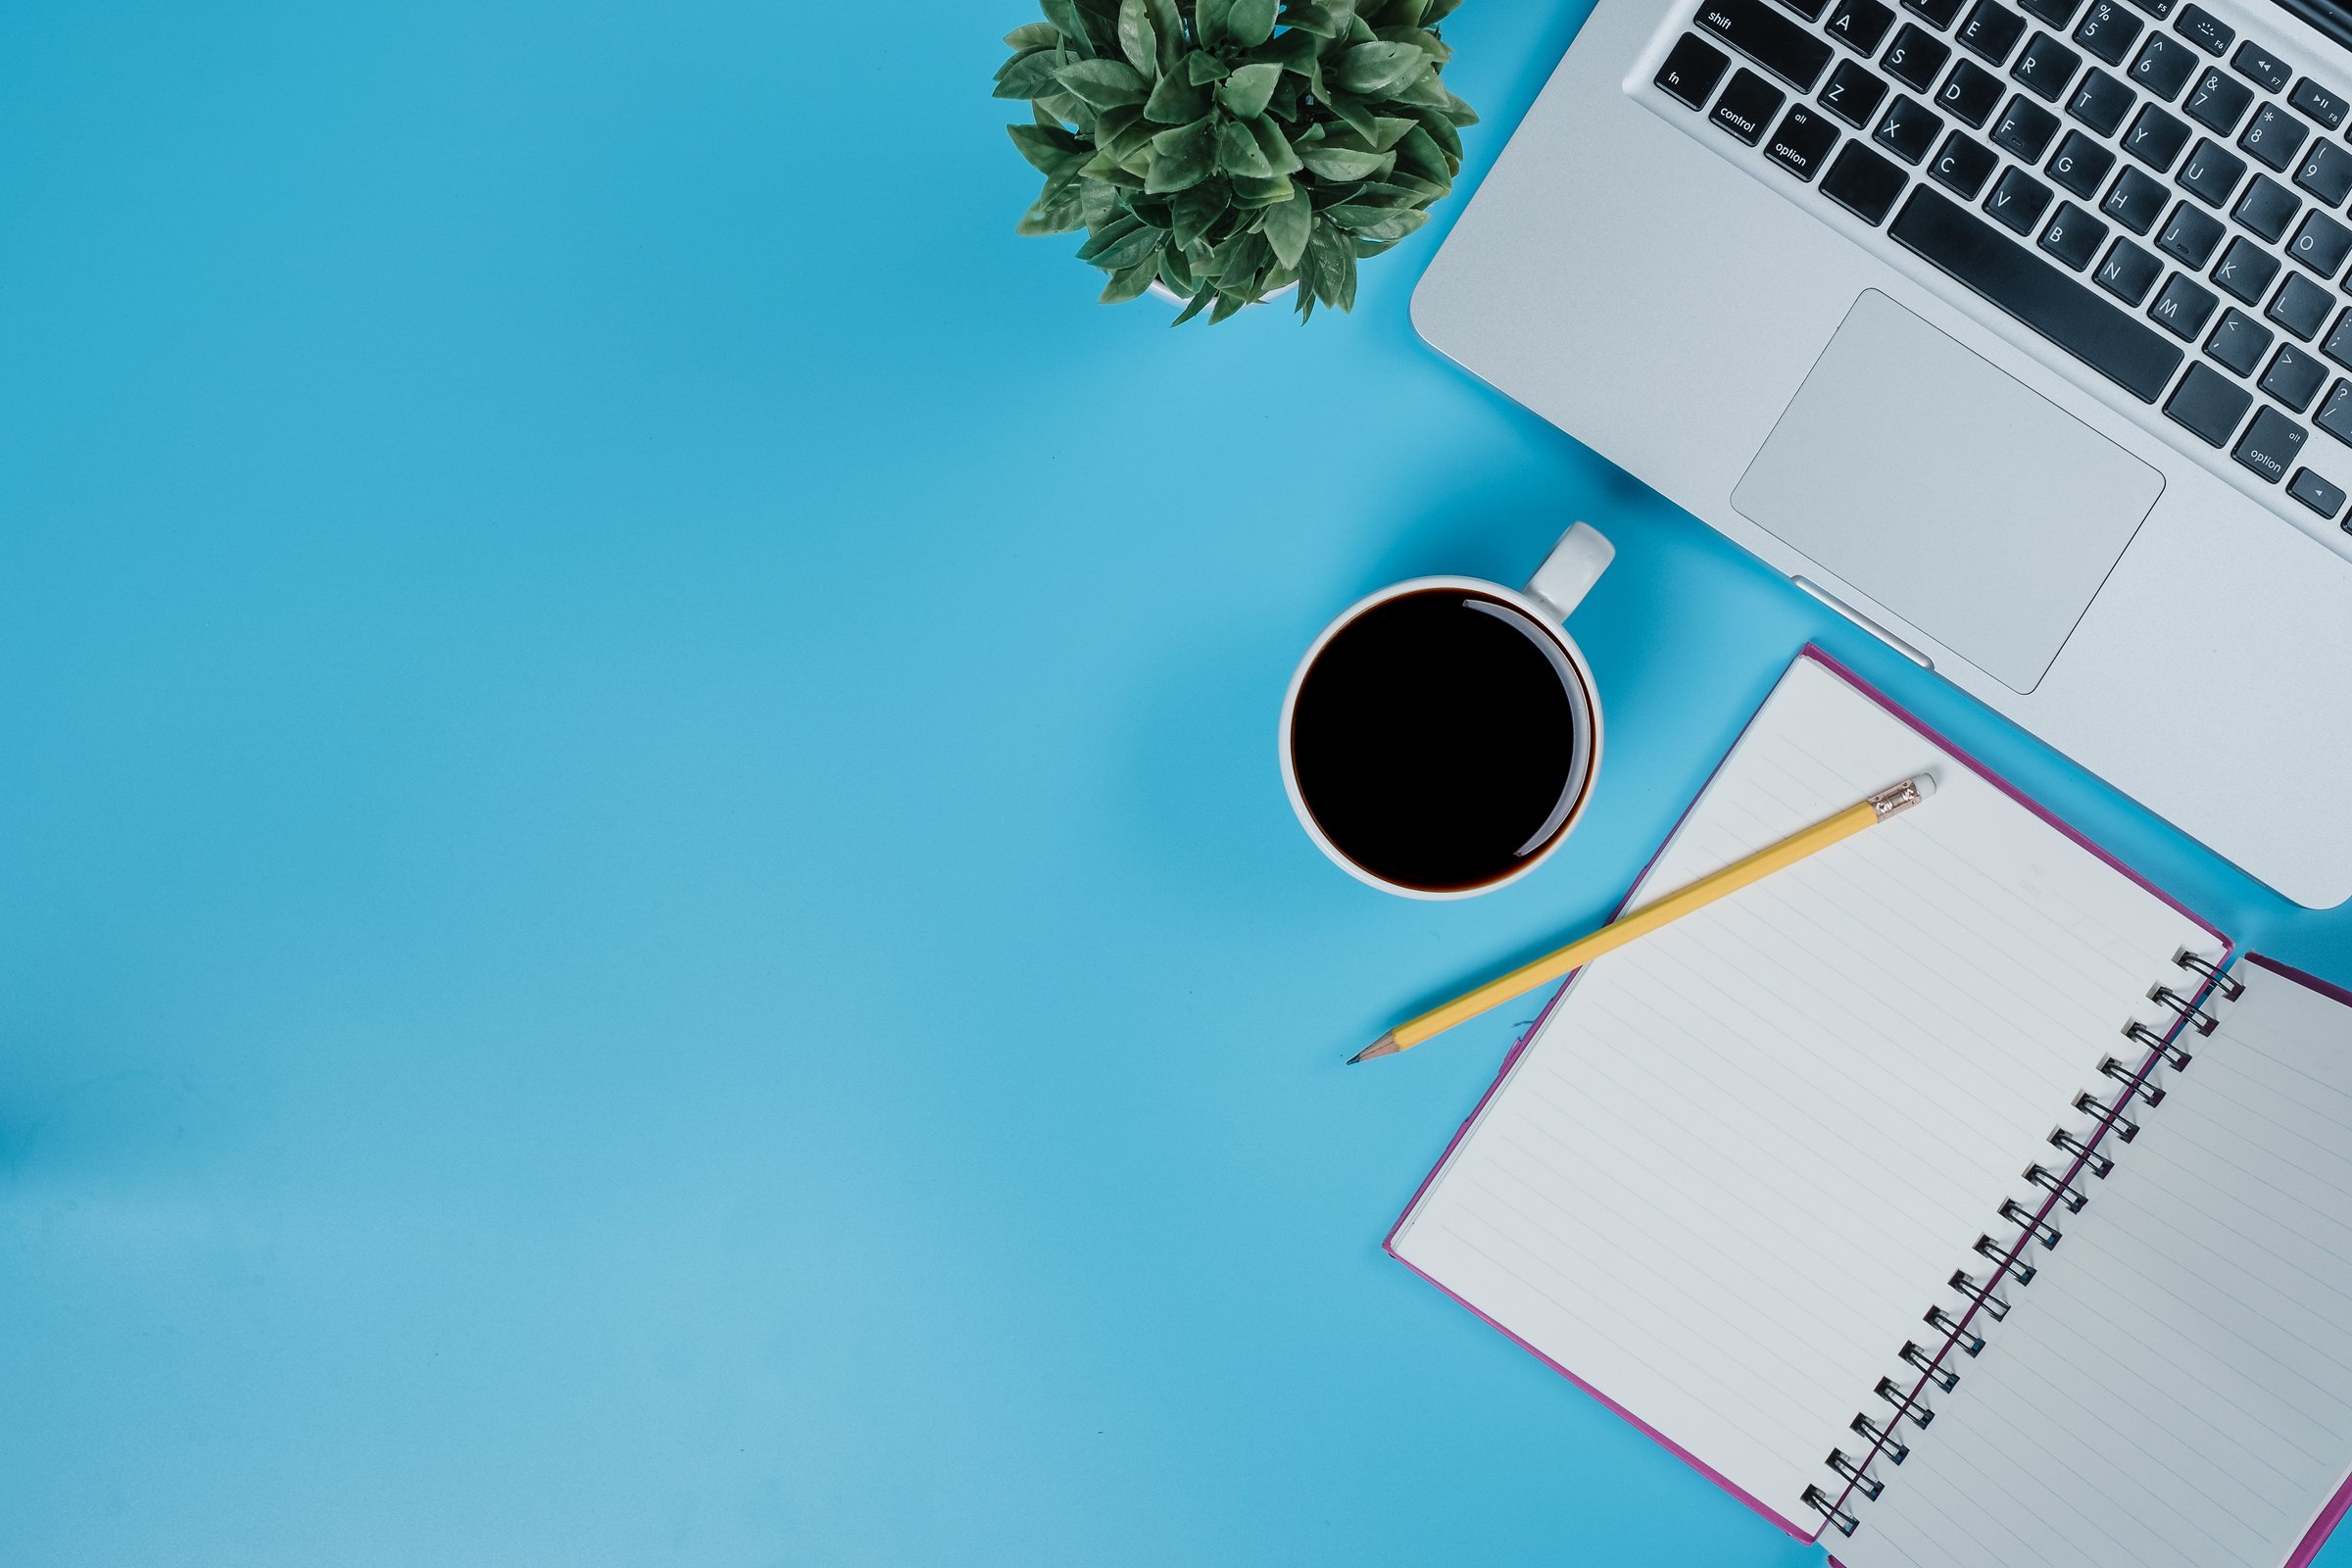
top-left (1349, 1032), bottom-right (1400, 1064)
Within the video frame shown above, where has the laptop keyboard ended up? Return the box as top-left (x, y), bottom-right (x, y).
top-left (1645, 0), bottom-right (2352, 529)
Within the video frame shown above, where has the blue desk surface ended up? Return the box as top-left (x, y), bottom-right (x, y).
top-left (4, 2), bottom-right (2347, 1563)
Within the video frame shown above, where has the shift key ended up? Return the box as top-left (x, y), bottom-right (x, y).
top-left (1693, 0), bottom-right (1835, 90)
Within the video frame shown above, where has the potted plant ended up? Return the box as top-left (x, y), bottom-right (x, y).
top-left (995, 0), bottom-right (1477, 323)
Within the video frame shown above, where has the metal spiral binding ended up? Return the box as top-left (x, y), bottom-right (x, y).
top-left (1802, 948), bottom-right (2240, 1541)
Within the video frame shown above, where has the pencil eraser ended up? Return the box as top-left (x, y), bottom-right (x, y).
top-left (1912, 773), bottom-right (1937, 799)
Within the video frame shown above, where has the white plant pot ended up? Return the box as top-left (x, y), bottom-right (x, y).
top-left (1146, 279), bottom-right (1299, 310)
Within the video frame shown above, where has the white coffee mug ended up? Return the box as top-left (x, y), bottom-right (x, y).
top-left (1278, 523), bottom-right (1614, 900)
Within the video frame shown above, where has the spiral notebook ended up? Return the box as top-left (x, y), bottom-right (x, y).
top-left (1387, 649), bottom-right (2352, 1568)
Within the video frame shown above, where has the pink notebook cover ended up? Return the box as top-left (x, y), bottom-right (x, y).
top-left (1379, 645), bottom-right (2272, 1553)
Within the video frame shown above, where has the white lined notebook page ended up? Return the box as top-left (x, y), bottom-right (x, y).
top-left (1841, 961), bottom-right (2352, 1568)
top-left (1390, 655), bottom-right (2213, 1525)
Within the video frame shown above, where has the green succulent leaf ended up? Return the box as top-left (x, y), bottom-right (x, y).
top-left (1146, 118), bottom-right (1218, 192)
top-left (1227, 0), bottom-right (1280, 45)
top-left (1217, 120), bottom-right (1275, 178)
top-left (1297, 142), bottom-right (1391, 180)
top-left (1143, 70), bottom-right (1210, 122)
top-left (1336, 40), bottom-right (1428, 94)
top-left (1102, 256), bottom-right (1162, 303)
top-left (1325, 203), bottom-right (1427, 241)
top-left (1184, 49), bottom-right (1229, 85)
top-left (1219, 62), bottom-right (1282, 119)
top-left (1247, 115), bottom-right (1304, 174)
top-left (1018, 183), bottom-right (1089, 234)
top-left (1262, 190), bottom-right (1312, 269)
top-left (1169, 287), bottom-right (1214, 325)
top-left (1004, 22), bottom-right (1064, 48)
top-left (1042, 0), bottom-right (1093, 49)
top-left (1056, 57), bottom-right (1151, 108)
top-left (995, 49), bottom-right (1069, 100)
top-left (1278, 3), bottom-right (1342, 34)
top-left (1197, 0), bottom-right (1235, 46)
top-left (1116, 0), bottom-right (1159, 79)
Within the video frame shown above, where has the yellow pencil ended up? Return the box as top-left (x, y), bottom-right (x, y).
top-left (1348, 773), bottom-right (1938, 1063)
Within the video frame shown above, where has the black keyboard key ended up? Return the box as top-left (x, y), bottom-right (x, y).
top-left (1888, 184), bottom-right (2186, 397)
top-left (2213, 235), bottom-right (2283, 301)
top-left (1828, 0), bottom-right (1900, 52)
top-left (2289, 466), bottom-right (2347, 515)
top-left (2068, 68), bottom-right (2138, 133)
top-left (2010, 30), bottom-right (2085, 98)
top-left (1931, 130), bottom-right (2003, 194)
top-left (1695, 0), bottom-right (1836, 89)
top-left (1823, 140), bottom-right (1913, 220)
top-left (1905, 0), bottom-right (1969, 26)
top-left (1658, 33), bottom-right (1736, 106)
top-left (2184, 67), bottom-right (2255, 133)
top-left (2234, 405), bottom-right (2307, 479)
top-left (1993, 93), bottom-right (2062, 156)
top-left (1987, 166), bottom-right (2057, 230)
top-left (1768, 103), bottom-right (1843, 176)
top-left (2126, 0), bottom-right (2176, 20)
top-left (2022, 0), bottom-right (2084, 24)
top-left (2049, 129), bottom-right (2118, 195)
top-left (2240, 103), bottom-right (2309, 171)
top-left (1822, 59), bottom-right (1894, 123)
top-left (2176, 137), bottom-right (2248, 205)
top-left (2123, 102), bottom-right (2191, 168)
top-left (2074, 0), bottom-right (2143, 65)
top-left (1960, 0), bottom-right (2030, 60)
top-left (2094, 235), bottom-right (2164, 300)
top-left (2131, 33), bottom-right (2197, 99)
top-left (2295, 140), bottom-right (2352, 206)
top-left (1885, 24), bottom-right (1953, 90)
top-left (2270, 272), bottom-right (2334, 338)
top-left (1943, 59), bottom-right (2011, 122)
top-left (2291, 77), bottom-right (2350, 128)
top-left (2261, 342), bottom-right (2329, 406)
top-left (1714, 66), bottom-right (1789, 141)
top-left (2149, 270), bottom-right (2220, 333)
top-left (2291, 210), bottom-right (2352, 276)
top-left (2172, 5), bottom-right (2231, 54)
top-left (1876, 93), bottom-right (1946, 159)
top-left (2232, 173), bottom-right (2301, 241)
top-left (2102, 165), bottom-right (2170, 230)
top-left (2232, 40), bottom-right (2291, 94)
top-left (2320, 379), bottom-right (2352, 442)
top-left (2041, 200), bottom-right (2111, 264)
top-left (2158, 199), bottom-right (2227, 264)
top-left (2167, 361), bottom-right (2256, 440)
top-left (1783, 0), bottom-right (1833, 21)
top-left (2325, 309), bottom-right (2352, 368)
top-left (2208, 306), bottom-right (2274, 372)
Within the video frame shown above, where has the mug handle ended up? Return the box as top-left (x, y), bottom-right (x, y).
top-left (1522, 521), bottom-right (1614, 621)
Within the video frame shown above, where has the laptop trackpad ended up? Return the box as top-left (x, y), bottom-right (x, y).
top-left (1731, 289), bottom-right (2163, 694)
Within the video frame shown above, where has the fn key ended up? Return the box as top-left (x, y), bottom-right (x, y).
top-left (1657, 34), bottom-right (1732, 108)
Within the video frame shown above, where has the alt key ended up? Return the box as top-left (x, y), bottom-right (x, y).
top-left (1766, 105), bottom-right (1841, 180)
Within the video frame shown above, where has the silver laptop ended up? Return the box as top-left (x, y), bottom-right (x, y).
top-left (1415, 0), bottom-right (2352, 906)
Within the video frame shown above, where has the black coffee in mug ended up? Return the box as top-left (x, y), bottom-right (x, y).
top-left (1288, 587), bottom-right (1590, 894)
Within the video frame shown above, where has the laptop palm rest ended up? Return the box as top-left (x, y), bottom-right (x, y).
top-left (1732, 290), bottom-right (2164, 694)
